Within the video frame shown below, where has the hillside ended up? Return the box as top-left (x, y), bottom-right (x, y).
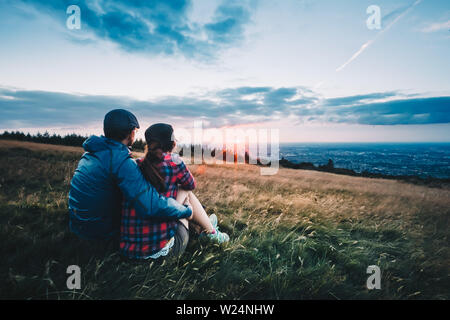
top-left (0, 140), bottom-right (448, 299)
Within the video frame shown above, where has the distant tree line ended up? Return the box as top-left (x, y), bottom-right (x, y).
top-left (2, 130), bottom-right (447, 187)
top-left (0, 131), bottom-right (246, 158)
top-left (0, 130), bottom-right (147, 151)
top-left (0, 130), bottom-right (264, 164)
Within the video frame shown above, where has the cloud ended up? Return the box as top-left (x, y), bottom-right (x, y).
top-left (0, 86), bottom-right (315, 129)
top-left (18, 0), bottom-right (255, 58)
top-left (421, 20), bottom-right (450, 32)
top-left (1, 86), bottom-right (449, 129)
top-left (292, 93), bottom-right (450, 126)
top-left (322, 92), bottom-right (399, 106)
top-left (204, 2), bottom-right (251, 44)
top-left (325, 97), bottom-right (450, 125)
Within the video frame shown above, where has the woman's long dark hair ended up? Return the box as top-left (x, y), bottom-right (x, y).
top-left (139, 140), bottom-right (175, 193)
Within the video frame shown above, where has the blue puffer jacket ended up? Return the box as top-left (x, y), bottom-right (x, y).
top-left (68, 135), bottom-right (192, 240)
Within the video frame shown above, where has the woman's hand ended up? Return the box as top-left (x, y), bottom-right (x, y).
top-left (183, 197), bottom-right (194, 220)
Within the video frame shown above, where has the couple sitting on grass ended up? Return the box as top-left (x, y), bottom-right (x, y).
top-left (68, 109), bottom-right (229, 261)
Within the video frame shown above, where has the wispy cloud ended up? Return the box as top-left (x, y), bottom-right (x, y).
top-left (421, 20), bottom-right (450, 32)
top-left (336, 0), bottom-right (422, 72)
top-left (336, 39), bottom-right (374, 72)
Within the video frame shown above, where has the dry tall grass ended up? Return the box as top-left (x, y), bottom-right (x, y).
top-left (1, 140), bottom-right (448, 299)
top-left (190, 163), bottom-right (449, 229)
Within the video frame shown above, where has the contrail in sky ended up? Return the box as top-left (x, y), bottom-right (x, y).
top-left (335, 0), bottom-right (422, 73)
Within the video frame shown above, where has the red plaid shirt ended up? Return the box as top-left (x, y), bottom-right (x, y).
top-left (156, 153), bottom-right (196, 198)
top-left (119, 153), bottom-right (196, 259)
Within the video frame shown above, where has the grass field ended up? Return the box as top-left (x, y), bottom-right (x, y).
top-left (0, 140), bottom-right (449, 299)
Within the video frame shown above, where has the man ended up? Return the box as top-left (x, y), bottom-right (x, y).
top-left (68, 109), bottom-right (192, 241)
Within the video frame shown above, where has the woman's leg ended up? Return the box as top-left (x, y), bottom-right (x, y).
top-left (175, 190), bottom-right (190, 230)
top-left (176, 190), bottom-right (214, 234)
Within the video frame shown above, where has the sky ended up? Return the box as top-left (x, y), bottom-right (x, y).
top-left (0, 0), bottom-right (449, 142)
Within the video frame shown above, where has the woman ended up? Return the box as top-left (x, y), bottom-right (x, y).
top-left (120, 123), bottom-right (229, 260)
